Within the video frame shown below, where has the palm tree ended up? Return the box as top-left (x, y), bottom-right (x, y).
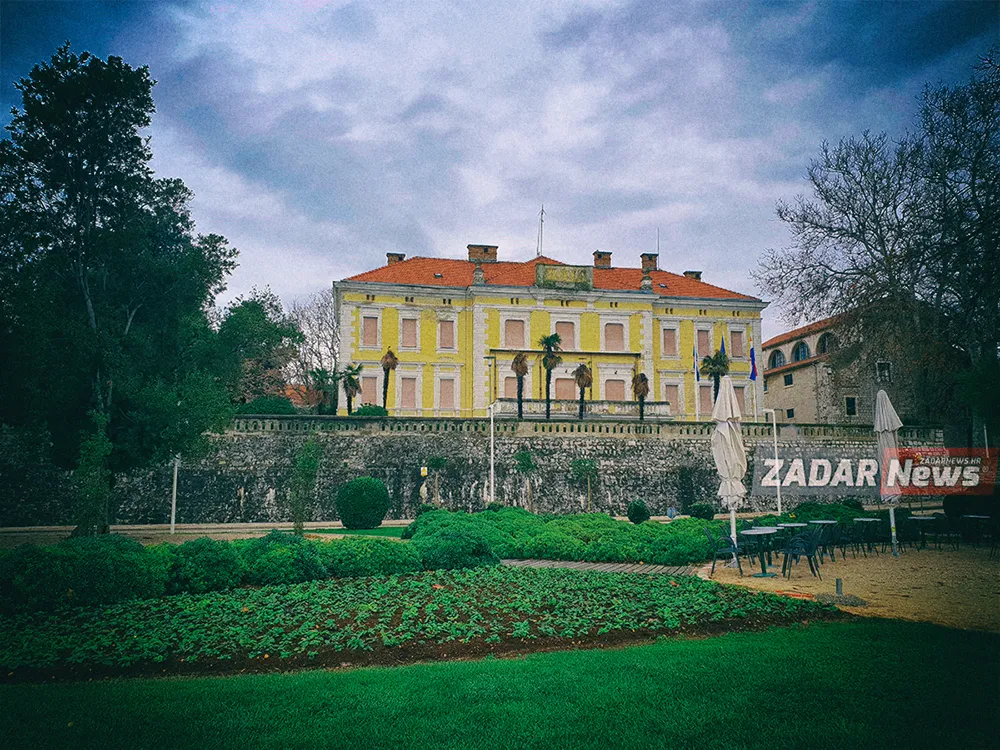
top-left (573, 363), bottom-right (592, 420)
top-left (632, 372), bottom-right (649, 421)
top-left (380, 348), bottom-right (399, 409)
top-left (700, 350), bottom-right (730, 401)
top-left (511, 351), bottom-right (529, 419)
top-left (309, 367), bottom-right (345, 415)
top-left (538, 333), bottom-right (562, 420)
top-left (342, 363), bottom-right (363, 415)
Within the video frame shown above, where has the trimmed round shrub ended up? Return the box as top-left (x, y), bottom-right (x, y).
top-left (414, 527), bottom-right (499, 570)
top-left (687, 503), bottom-right (716, 520)
top-left (168, 537), bottom-right (246, 594)
top-left (336, 476), bottom-right (391, 529)
top-left (236, 396), bottom-right (296, 414)
top-left (521, 531), bottom-right (587, 560)
top-left (352, 404), bottom-right (388, 417)
top-left (627, 499), bottom-right (651, 524)
top-left (0, 534), bottom-right (169, 613)
top-left (238, 531), bottom-right (327, 586)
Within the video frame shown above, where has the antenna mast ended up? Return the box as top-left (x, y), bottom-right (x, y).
top-left (656, 227), bottom-right (660, 254)
top-left (536, 204), bottom-right (545, 257)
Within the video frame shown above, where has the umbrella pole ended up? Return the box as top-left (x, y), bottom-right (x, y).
top-left (889, 506), bottom-right (899, 557)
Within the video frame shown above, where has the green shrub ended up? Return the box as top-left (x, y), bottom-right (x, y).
top-left (0, 534), bottom-right (168, 612)
top-left (627, 500), bottom-right (651, 524)
top-left (316, 536), bottom-right (422, 577)
top-left (688, 503), bottom-right (716, 520)
top-left (842, 498), bottom-right (865, 511)
top-left (415, 503), bottom-right (439, 517)
top-left (238, 531), bottom-right (327, 586)
top-left (336, 476), bottom-right (391, 529)
top-left (168, 537), bottom-right (246, 594)
top-left (236, 396), bottom-right (296, 414)
top-left (522, 531), bottom-right (587, 560)
top-left (414, 526), bottom-right (499, 570)
top-left (485, 502), bottom-right (506, 512)
top-left (352, 404), bottom-right (388, 417)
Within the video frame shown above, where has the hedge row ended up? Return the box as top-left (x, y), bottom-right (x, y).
top-left (404, 508), bottom-right (728, 567)
top-left (0, 532), bottom-right (424, 614)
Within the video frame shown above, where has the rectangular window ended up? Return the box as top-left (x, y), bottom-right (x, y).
top-left (400, 377), bottom-right (417, 409)
top-left (784, 373), bottom-right (794, 387)
top-left (763, 378), bottom-right (769, 393)
top-left (734, 385), bottom-right (746, 414)
top-left (697, 329), bottom-right (711, 356)
top-left (555, 321), bottom-right (575, 349)
top-left (401, 318), bottom-right (417, 348)
top-left (662, 328), bottom-right (677, 357)
top-left (731, 330), bottom-right (745, 358)
top-left (876, 361), bottom-right (892, 383)
top-left (362, 316), bottom-right (378, 347)
top-left (786, 408), bottom-right (795, 420)
top-left (845, 396), bottom-right (857, 417)
top-left (504, 319), bottom-right (525, 348)
top-left (605, 322), bottom-right (625, 351)
top-left (439, 319), bottom-right (455, 350)
top-left (664, 384), bottom-right (680, 411)
top-left (699, 384), bottom-right (714, 415)
top-left (605, 379), bottom-right (625, 401)
top-left (361, 376), bottom-right (378, 406)
top-left (554, 378), bottom-right (576, 400)
top-left (504, 376), bottom-right (518, 399)
top-left (439, 378), bottom-right (455, 409)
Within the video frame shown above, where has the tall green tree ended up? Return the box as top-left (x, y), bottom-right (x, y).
top-left (538, 333), bottom-right (562, 420)
top-left (631, 372), bottom-right (650, 421)
top-left (0, 44), bottom-right (238, 533)
top-left (700, 350), bottom-right (730, 402)
top-left (573, 363), bottom-right (592, 420)
top-left (511, 351), bottom-right (529, 419)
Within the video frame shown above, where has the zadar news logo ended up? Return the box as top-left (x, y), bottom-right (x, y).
top-left (883, 448), bottom-right (997, 496)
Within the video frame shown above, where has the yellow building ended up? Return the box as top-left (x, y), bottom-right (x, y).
top-left (333, 245), bottom-right (767, 420)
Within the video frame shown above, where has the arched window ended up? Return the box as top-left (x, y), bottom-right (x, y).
top-left (792, 341), bottom-right (810, 362)
top-left (768, 350), bottom-right (786, 369)
top-left (817, 333), bottom-right (836, 355)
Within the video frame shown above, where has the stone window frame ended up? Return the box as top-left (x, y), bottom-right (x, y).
top-left (694, 323), bottom-right (714, 358)
top-left (433, 365), bottom-right (461, 415)
top-left (436, 313), bottom-right (459, 353)
top-left (875, 360), bottom-right (892, 383)
top-left (727, 323), bottom-right (748, 361)
top-left (786, 407), bottom-right (795, 420)
top-left (398, 313), bottom-right (421, 353)
top-left (845, 395), bottom-right (858, 417)
top-left (359, 371), bottom-right (381, 408)
top-left (395, 365), bottom-right (423, 415)
top-left (658, 374), bottom-right (685, 417)
top-left (599, 313), bottom-right (631, 352)
top-left (596, 363), bottom-right (632, 401)
top-left (500, 313), bottom-right (530, 350)
top-left (551, 312), bottom-right (582, 351)
top-left (500, 356), bottom-right (533, 399)
top-left (783, 372), bottom-right (794, 387)
top-left (358, 306), bottom-right (382, 351)
top-left (602, 377), bottom-right (627, 401)
top-left (697, 382), bottom-right (715, 418)
top-left (657, 318), bottom-right (681, 359)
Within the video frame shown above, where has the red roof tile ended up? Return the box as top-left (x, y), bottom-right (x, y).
top-left (762, 315), bottom-right (843, 349)
top-left (343, 255), bottom-right (758, 301)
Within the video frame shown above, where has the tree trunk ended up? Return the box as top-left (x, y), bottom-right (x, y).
top-left (382, 370), bottom-right (389, 409)
top-left (578, 388), bottom-right (585, 419)
top-left (545, 370), bottom-right (552, 420)
top-left (346, 393), bottom-right (353, 415)
top-left (639, 396), bottom-right (645, 421)
top-left (517, 376), bottom-right (524, 419)
top-left (332, 387), bottom-right (340, 415)
top-left (713, 375), bottom-right (720, 402)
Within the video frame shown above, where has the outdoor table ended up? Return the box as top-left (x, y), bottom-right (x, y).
top-left (910, 515), bottom-right (935, 548)
top-left (778, 522), bottom-right (807, 527)
top-left (854, 518), bottom-right (879, 522)
top-left (961, 515), bottom-right (991, 520)
top-left (809, 520), bottom-right (837, 524)
top-left (739, 527), bottom-right (779, 578)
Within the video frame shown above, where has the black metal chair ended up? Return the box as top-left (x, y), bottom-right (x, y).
top-left (817, 524), bottom-right (839, 563)
top-left (780, 533), bottom-right (821, 580)
top-left (705, 527), bottom-right (743, 578)
top-left (932, 513), bottom-right (961, 551)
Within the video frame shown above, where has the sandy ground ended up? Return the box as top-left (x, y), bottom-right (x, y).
top-left (704, 546), bottom-right (1000, 633)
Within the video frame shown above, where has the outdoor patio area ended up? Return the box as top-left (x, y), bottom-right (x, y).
top-left (706, 546), bottom-right (999, 633)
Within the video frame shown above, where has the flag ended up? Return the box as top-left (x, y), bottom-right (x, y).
top-left (720, 336), bottom-right (726, 356)
top-left (693, 344), bottom-right (700, 382)
top-left (749, 345), bottom-right (758, 381)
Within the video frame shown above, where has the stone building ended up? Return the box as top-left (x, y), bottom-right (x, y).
top-left (761, 315), bottom-right (918, 425)
top-left (333, 244), bottom-right (768, 419)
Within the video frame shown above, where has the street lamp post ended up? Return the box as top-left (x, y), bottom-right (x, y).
top-left (489, 400), bottom-right (496, 505)
top-left (762, 408), bottom-right (782, 515)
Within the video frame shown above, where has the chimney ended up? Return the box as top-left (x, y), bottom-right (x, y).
top-left (593, 250), bottom-right (612, 268)
top-left (640, 253), bottom-right (658, 272)
top-left (467, 244), bottom-right (498, 263)
top-left (386, 252), bottom-right (406, 265)
top-left (683, 270), bottom-right (702, 281)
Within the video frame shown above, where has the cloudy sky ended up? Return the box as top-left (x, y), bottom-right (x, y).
top-left (2, 0), bottom-right (997, 338)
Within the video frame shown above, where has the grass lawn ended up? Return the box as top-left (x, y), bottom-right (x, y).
top-left (311, 526), bottom-right (405, 537)
top-left (1, 619), bottom-right (996, 749)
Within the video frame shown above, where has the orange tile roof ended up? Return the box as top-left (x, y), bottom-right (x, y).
top-left (343, 255), bottom-right (758, 301)
top-left (762, 315), bottom-right (843, 349)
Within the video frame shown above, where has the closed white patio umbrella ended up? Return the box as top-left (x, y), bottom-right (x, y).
top-left (875, 389), bottom-right (904, 556)
top-left (711, 376), bottom-right (748, 546)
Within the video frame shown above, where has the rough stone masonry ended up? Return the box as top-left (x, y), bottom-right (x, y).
top-left (107, 417), bottom-right (943, 525)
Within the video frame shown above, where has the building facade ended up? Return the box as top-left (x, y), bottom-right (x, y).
top-left (334, 245), bottom-right (767, 419)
